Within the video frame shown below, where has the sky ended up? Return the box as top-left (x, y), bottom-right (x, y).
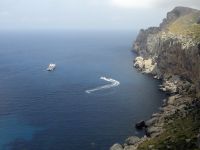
top-left (0, 0), bottom-right (200, 30)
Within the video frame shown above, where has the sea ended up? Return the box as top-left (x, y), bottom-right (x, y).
top-left (0, 30), bottom-right (166, 150)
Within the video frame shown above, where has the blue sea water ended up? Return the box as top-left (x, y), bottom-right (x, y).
top-left (0, 30), bottom-right (166, 150)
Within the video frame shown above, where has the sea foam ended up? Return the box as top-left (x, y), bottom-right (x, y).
top-left (85, 77), bottom-right (120, 94)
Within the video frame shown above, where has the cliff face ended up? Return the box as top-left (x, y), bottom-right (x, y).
top-left (134, 7), bottom-right (200, 97)
top-left (110, 7), bottom-right (200, 150)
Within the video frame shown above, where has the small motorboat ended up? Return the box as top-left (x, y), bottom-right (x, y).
top-left (47, 63), bottom-right (56, 71)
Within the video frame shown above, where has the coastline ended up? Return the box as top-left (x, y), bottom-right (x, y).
top-left (110, 54), bottom-right (200, 150)
top-left (110, 6), bottom-right (200, 150)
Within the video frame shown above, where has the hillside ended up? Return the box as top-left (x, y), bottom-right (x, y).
top-left (110, 6), bottom-right (200, 150)
top-left (134, 6), bottom-right (200, 97)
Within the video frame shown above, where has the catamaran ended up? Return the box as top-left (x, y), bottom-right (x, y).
top-left (47, 63), bottom-right (56, 71)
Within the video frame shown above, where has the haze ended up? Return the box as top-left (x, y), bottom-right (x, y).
top-left (0, 0), bottom-right (200, 30)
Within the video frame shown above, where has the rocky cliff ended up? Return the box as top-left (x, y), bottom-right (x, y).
top-left (134, 6), bottom-right (200, 97)
top-left (110, 7), bottom-right (200, 150)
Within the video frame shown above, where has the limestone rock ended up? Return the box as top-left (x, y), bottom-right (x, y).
top-left (146, 126), bottom-right (162, 135)
top-left (124, 145), bottom-right (137, 150)
top-left (134, 57), bottom-right (144, 70)
top-left (125, 136), bottom-right (140, 145)
top-left (110, 144), bottom-right (123, 150)
top-left (145, 117), bottom-right (158, 127)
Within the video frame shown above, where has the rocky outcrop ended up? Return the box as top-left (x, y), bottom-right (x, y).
top-left (135, 120), bottom-right (146, 129)
top-left (124, 136), bottom-right (140, 146)
top-left (110, 144), bottom-right (123, 150)
top-left (134, 27), bottom-right (160, 58)
top-left (133, 57), bottom-right (157, 74)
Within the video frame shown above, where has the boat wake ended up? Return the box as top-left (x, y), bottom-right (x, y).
top-left (85, 77), bottom-right (120, 94)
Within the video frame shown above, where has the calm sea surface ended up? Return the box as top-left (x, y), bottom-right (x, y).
top-left (0, 30), bottom-right (165, 150)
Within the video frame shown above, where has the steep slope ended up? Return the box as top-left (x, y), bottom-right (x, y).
top-left (110, 7), bottom-right (200, 150)
top-left (134, 6), bottom-right (200, 97)
top-left (132, 6), bottom-right (200, 150)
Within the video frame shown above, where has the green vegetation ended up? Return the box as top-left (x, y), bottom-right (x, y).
top-left (138, 105), bottom-right (200, 150)
top-left (168, 12), bottom-right (200, 42)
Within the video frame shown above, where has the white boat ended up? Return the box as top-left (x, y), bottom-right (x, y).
top-left (47, 63), bottom-right (56, 71)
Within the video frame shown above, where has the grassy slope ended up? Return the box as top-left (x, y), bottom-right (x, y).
top-left (168, 11), bottom-right (200, 42)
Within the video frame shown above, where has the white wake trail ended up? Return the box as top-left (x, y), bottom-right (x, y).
top-left (85, 77), bottom-right (120, 94)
